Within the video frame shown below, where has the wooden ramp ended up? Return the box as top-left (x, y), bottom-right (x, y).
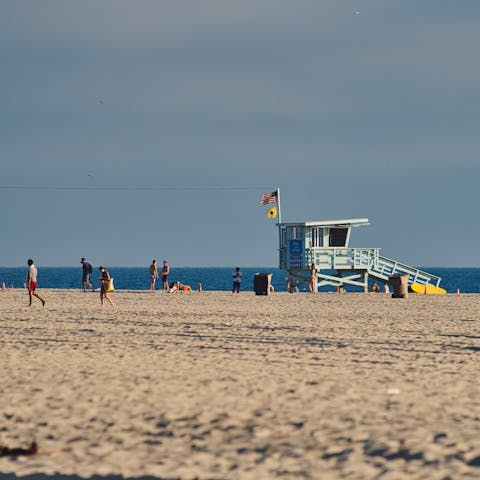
top-left (368, 255), bottom-right (441, 287)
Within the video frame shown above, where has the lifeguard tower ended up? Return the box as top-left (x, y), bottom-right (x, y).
top-left (278, 218), bottom-right (441, 292)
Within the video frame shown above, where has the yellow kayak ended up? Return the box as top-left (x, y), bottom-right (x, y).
top-left (410, 283), bottom-right (447, 295)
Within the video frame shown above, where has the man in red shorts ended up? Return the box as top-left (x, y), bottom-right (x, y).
top-left (27, 259), bottom-right (45, 307)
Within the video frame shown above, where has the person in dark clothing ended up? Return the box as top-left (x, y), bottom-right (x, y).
top-left (80, 257), bottom-right (95, 292)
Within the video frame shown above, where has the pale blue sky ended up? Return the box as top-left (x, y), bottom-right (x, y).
top-left (1, 0), bottom-right (479, 267)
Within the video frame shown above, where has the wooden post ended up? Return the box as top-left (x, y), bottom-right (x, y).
top-left (364, 272), bottom-right (369, 293)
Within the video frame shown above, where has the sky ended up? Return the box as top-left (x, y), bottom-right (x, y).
top-left (1, 0), bottom-right (479, 267)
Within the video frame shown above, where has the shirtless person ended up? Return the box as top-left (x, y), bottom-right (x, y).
top-left (308, 262), bottom-right (318, 293)
top-left (149, 260), bottom-right (158, 291)
top-left (161, 260), bottom-right (170, 291)
top-left (26, 259), bottom-right (45, 307)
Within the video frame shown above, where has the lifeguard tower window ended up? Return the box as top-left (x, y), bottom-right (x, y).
top-left (329, 228), bottom-right (348, 247)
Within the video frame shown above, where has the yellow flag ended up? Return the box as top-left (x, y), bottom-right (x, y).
top-left (267, 207), bottom-right (277, 219)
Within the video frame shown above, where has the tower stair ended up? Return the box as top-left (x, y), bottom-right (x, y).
top-left (368, 255), bottom-right (441, 287)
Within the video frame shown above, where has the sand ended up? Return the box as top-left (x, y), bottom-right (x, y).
top-left (1, 289), bottom-right (480, 479)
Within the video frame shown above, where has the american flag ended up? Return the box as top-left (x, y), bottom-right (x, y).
top-left (261, 190), bottom-right (278, 205)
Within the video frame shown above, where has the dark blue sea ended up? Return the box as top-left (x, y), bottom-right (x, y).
top-left (1, 267), bottom-right (479, 293)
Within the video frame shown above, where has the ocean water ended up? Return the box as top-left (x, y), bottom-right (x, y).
top-left (1, 267), bottom-right (479, 293)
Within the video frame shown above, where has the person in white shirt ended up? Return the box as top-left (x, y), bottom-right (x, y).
top-left (27, 259), bottom-right (45, 307)
top-left (232, 267), bottom-right (242, 293)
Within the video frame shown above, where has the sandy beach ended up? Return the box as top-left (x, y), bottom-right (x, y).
top-left (1, 289), bottom-right (480, 479)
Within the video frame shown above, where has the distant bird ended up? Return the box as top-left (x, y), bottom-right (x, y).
top-left (355, 11), bottom-right (360, 15)
top-left (98, 99), bottom-right (104, 105)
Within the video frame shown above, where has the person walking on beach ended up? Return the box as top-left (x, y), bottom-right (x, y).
top-left (99, 266), bottom-right (114, 306)
top-left (26, 259), bottom-right (45, 307)
top-left (308, 263), bottom-right (317, 293)
top-left (161, 260), bottom-right (170, 291)
top-left (80, 257), bottom-right (95, 292)
top-left (149, 260), bottom-right (159, 291)
top-left (232, 267), bottom-right (242, 293)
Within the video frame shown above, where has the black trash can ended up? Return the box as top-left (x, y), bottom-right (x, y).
top-left (390, 274), bottom-right (409, 299)
top-left (254, 273), bottom-right (272, 295)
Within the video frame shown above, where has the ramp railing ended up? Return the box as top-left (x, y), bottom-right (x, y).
top-left (370, 255), bottom-right (441, 287)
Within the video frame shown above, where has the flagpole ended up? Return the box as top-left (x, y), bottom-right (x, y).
top-left (276, 187), bottom-right (282, 224)
top-left (276, 187), bottom-right (282, 269)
